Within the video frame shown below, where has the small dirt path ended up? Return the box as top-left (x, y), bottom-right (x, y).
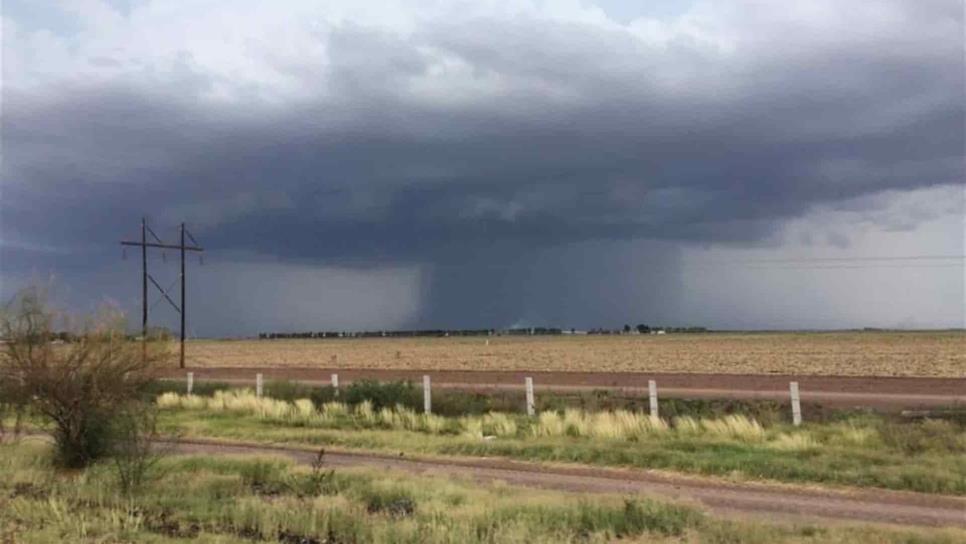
top-left (168, 437), bottom-right (966, 528)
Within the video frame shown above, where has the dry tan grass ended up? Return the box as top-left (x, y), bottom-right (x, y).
top-left (179, 331), bottom-right (966, 377)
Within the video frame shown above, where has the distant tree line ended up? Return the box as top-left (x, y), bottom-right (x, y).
top-left (258, 325), bottom-right (708, 339)
top-left (623, 324), bottom-right (709, 334)
top-left (259, 330), bottom-right (498, 339)
top-left (258, 328), bottom-right (565, 339)
top-left (3, 326), bottom-right (175, 344)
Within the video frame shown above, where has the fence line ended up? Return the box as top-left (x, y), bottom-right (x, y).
top-left (159, 373), bottom-right (958, 414)
top-left (525, 377), bottom-right (535, 416)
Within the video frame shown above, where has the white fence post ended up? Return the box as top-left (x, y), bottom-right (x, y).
top-left (186, 372), bottom-right (194, 395)
top-left (256, 373), bottom-right (263, 397)
top-left (648, 380), bottom-right (659, 419)
top-left (525, 377), bottom-right (535, 416)
top-left (790, 381), bottom-right (802, 426)
top-left (331, 373), bottom-right (340, 397)
top-left (423, 375), bottom-right (432, 414)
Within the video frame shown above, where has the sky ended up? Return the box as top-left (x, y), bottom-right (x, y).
top-left (1, 0), bottom-right (964, 336)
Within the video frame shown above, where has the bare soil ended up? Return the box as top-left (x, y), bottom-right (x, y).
top-left (182, 332), bottom-right (966, 377)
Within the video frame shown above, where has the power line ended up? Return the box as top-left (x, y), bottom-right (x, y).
top-left (680, 255), bottom-right (965, 270)
top-left (419, 255), bottom-right (965, 271)
top-left (686, 254), bottom-right (964, 264)
top-left (712, 264), bottom-right (964, 271)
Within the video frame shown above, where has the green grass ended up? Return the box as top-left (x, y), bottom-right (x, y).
top-left (1, 440), bottom-right (963, 543)
top-left (154, 391), bottom-right (966, 495)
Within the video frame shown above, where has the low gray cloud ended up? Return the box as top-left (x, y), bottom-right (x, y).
top-left (2, 0), bottom-right (963, 330)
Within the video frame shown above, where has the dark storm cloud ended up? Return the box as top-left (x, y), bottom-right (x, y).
top-left (2, 0), bottom-right (963, 328)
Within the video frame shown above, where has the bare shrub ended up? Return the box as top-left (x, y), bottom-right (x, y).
top-left (0, 364), bottom-right (27, 441)
top-left (0, 287), bottom-right (170, 467)
top-left (110, 403), bottom-right (170, 495)
top-left (302, 448), bottom-right (336, 496)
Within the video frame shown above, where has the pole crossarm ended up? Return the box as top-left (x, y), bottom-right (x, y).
top-left (121, 241), bottom-right (204, 251)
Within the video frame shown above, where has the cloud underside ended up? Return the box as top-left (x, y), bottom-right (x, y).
top-left (1, 0), bottom-right (963, 329)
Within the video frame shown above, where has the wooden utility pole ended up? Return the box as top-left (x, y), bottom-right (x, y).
top-left (121, 218), bottom-right (204, 368)
top-left (180, 223), bottom-right (186, 368)
top-left (141, 217), bottom-right (148, 359)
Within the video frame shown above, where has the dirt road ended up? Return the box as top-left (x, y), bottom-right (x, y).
top-left (170, 437), bottom-right (966, 528)
top-left (161, 368), bottom-right (966, 409)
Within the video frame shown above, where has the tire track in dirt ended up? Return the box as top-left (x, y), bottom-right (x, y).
top-left (168, 438), bottom-right (966, 528)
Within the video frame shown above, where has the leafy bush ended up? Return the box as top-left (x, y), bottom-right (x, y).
top-left (433, 390), bottom-right (522, 416)
top-left (330, 380), bottom-right (422, 412)
top-left (263, 380), bottom-right (320, 402)
top-left (308, 385), bottom-right (338, 407)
